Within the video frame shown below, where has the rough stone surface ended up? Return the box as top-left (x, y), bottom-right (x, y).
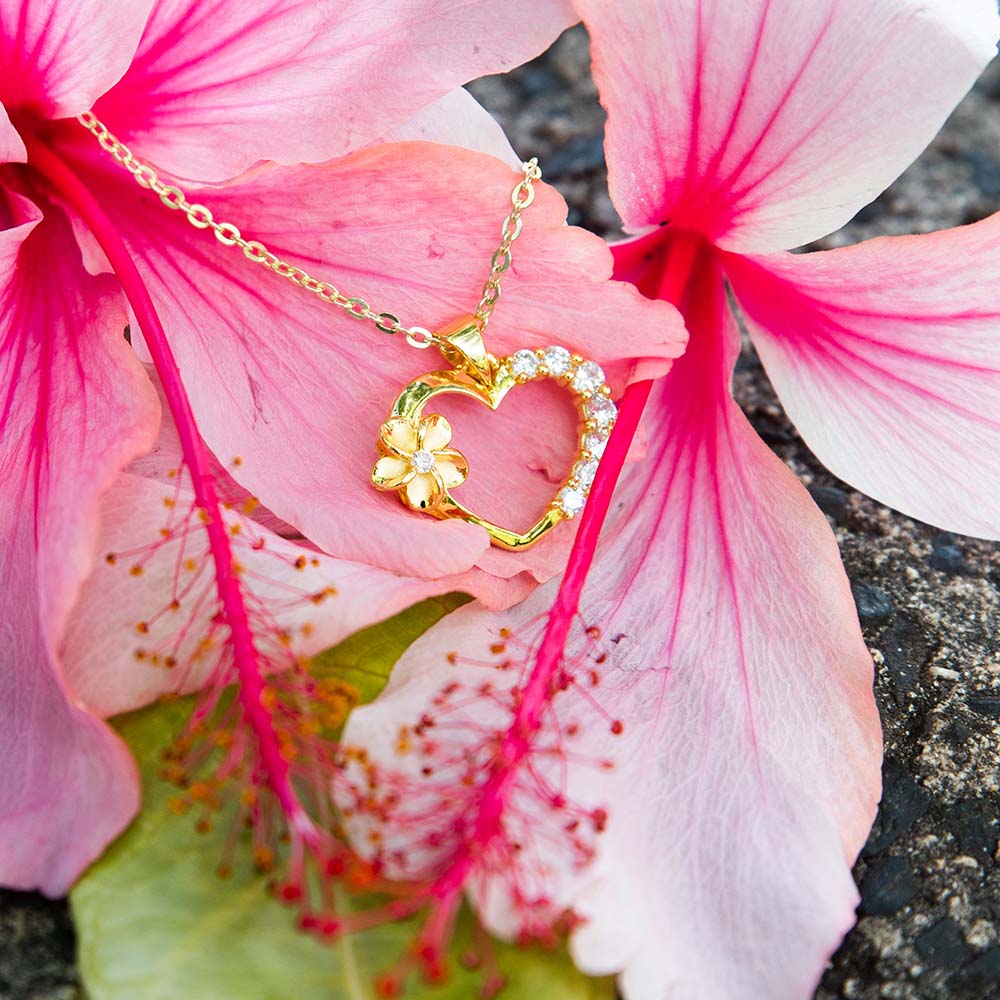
top-left (4, 24), bottom-right (1000, 1000)
top-left (0, 891), bottom-right (79, 999)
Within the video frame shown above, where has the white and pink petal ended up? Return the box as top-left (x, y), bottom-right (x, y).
top-left (61, 464), bottom-right (444, 719)
top-left (0, 195), bottom-right (159, 893)
top-left (0, 0), bottom-right (150, 119)
top-left (580, 0), bottom-right (999, 252)
top-left (91, 0), bottom-right (575, 181)
top-left (343, 257), bottom-right (881, 998)
top-left (725, 215), bottom-right (1000, 538)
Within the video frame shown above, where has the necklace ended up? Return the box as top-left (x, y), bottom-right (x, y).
top-left (78, 113), bottom-right (617, 551)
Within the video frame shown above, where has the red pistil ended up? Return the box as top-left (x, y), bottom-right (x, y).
top-left (419, 228), bottom-right (704, 939)
top-left (23, 134), bottom-right (320, 849)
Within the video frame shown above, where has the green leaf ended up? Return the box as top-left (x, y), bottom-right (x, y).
top-left (72, 601), bottom-right (613, 1000)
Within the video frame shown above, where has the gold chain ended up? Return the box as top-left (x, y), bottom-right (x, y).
top-left (76, 111), bottom-right (540, 350)
top-left (473, 156), bottom-right (541, 333)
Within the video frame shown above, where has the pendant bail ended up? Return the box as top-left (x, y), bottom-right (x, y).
top-left (435, 315), bottom-right (495, 383)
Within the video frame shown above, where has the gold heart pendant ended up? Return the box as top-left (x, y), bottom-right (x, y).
top-left (371, 316), bottom-right (617, 550)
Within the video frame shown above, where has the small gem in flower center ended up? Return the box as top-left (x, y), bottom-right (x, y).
top-left (411, 449), bottom-right (436, 474)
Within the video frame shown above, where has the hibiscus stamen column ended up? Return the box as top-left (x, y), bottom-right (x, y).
top-left (24, 136), bottom-right (321, 850)
top-left (420, 230), bottom-right (704, 951)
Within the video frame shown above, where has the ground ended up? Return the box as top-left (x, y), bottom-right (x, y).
top-left (3, 24), bottom-right (1000, 1000)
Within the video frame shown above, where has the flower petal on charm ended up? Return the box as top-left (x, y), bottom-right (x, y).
top-left (419, 413), bottom-right (453, 452)
top-left (403, 472), bottom-right (438, 510)
top-left (372, 455), bottom-right (412, 489)
top-left (381, 418), bottom-right (419, 456)
top-left (434, 449), bottom-right (469, 489)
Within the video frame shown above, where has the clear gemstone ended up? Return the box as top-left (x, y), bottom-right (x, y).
top-left (510, 349), bottom-right (540, 378)
top-left (574, 458), bottom-right (599, 488)
top-left (411, 449), bottom-right (436, 474)
top-left (585, 394), bottom-right (617, 428)
top-left (542, 345), bottom-right (572, 376)
top-left (572, 360), bottom-right (605, 394)
top-left (583, 430), bottom-right (608, 458)
top-left (557, 486), bottom-right (587, 517)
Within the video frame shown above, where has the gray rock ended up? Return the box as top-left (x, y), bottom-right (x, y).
top-left (810, 485), bottom-right (850, 526)
top-left (859, 857), bottom-right (918, 917)
top-left (915, 919), bottom-right (971, 970)
top-left (0, 890), bottom-right (80, 1000)
top-left (851, 584), bottom-right (895, 628)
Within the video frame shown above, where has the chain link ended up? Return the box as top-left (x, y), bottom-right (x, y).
top-left (474, 156), bottom-right (541, 333)
top-left (76, 111), bottom-right (540, 350)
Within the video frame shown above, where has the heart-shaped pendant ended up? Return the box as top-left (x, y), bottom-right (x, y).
top-left (371, 316), bottom-right (617, 551)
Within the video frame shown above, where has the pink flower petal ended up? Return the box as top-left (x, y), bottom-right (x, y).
top-left (92, 0), bottom-right (575, 180)
top-left (0, 196), bottom-right (159, 893)
top-left (382, 88), bottom-right (519, 167)
top-left (344, 254), bottom-right (880, 997)
top-left (725, 219), bottom-right (1000, 538)
top-left (0, 0), bottom-right (150, 118)
top-left (62, 464), bottom-right (443, 719)
top-left (580, 0), bottom-right (999, 251)
top-left (63, 135), bottom-right (683, 592)
top-left (0, 102), bottom-right (25, 163)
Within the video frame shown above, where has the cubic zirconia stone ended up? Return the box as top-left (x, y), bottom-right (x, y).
top-left (583, 430), bottom-right (608, 458)
top-left (411, 449), bottom-right (436, 474)
top-left (557, 486), bottom-right (587, 517)
top-left (542, 345), bottom-right (572, 376)
top-left (572, 360), bottom-right (605, 394)
top-left (585, 394), bottom-right (616, 428)
top-left (510, 349), bottom-right (540, 378)
top-left (573, 458), bottom-right (599, 488)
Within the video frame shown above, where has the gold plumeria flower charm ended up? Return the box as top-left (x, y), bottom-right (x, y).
top-left (371, 315), bottom-right (617, 551)
top-left (372, 414), bottom-right (469, 511)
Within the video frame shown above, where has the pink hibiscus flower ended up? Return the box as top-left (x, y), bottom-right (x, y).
top-left (0, 0), bottom-right (686, 895)
top-left (342, 1), bottom-right (1000, 997)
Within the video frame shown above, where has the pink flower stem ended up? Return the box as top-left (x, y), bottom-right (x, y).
top-left (25, 135), bottom-right (319, 846)
top-left (427, 230), bottom-right (703, 929)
